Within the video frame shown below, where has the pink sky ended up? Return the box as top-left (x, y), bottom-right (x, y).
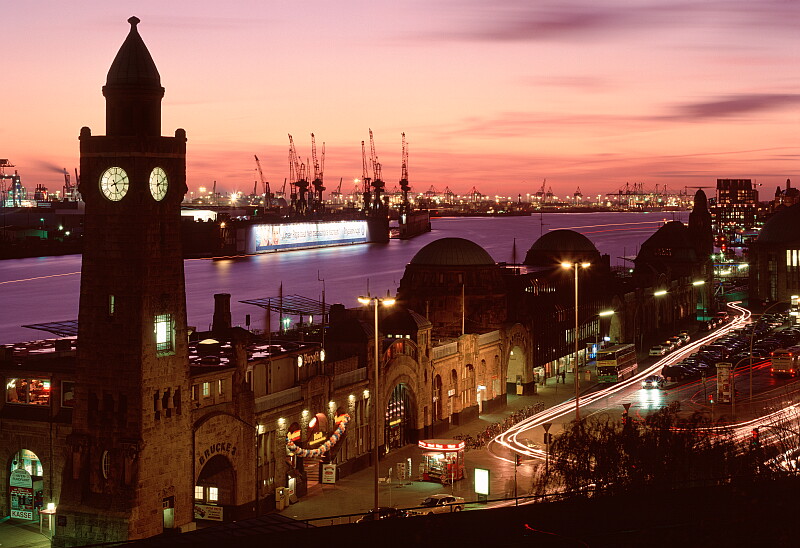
top-left (3, 1), bottom-right (798, 200)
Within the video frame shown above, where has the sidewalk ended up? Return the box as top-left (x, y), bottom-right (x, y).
top-left (0, 517), bottom-right (51, 548)
top-left (279, 370), bottom-right (588, 523)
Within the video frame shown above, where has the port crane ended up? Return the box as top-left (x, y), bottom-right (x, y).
top-left (360, 140), bottom-right (371, 212)
top-left (368, 129), bottom-right (385, 211)
top-left (288, 134), bottom-right (309, 215)
top-left (310, 133), bottom-right (325, 213)
top-left (399, 133), bottom-right (411, 213)
top-left (254, 155), bottom-right (272, 205)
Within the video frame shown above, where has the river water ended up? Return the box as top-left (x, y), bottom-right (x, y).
top-left (0, 211), bottom-right (688, 344)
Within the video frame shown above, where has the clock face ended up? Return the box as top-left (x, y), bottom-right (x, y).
top-left (99, 167), bottom-right (129, 201)
top-left (149, 167), bottom-right (169, 201)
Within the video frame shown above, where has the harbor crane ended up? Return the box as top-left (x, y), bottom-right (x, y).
top-left (254, 154), bottom-right (271, 205)
top-left (361, 140), bottom-right (371, 212)
top-left (288, 134), bottom-right (309, 215)
top-left (368, 129), bottom-right (385, 211)
top-left (310, 133), bottom-right (326, 212)
top-left (399, 133), bottom-right (411, 213)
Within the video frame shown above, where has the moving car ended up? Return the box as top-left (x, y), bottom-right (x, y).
top-left (419, 494), bottom-right (465, 514)
top-left (641, 375), bottom-right (666, 389)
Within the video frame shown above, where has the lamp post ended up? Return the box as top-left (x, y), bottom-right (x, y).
top-left (358, 294), bottom-right (395, 515)
top-left (562, 261), bottom-right (590, 421)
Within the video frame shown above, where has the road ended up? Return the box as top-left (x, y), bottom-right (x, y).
top-left (490, 301), bottom-right (800, 465)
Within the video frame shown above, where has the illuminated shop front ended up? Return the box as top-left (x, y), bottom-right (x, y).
top-left (418, 439), bottom-right (465, 484)
top-left (9, 450), bottom-right (44, 521)
top-left (5, 378), bottom-right (51, 406)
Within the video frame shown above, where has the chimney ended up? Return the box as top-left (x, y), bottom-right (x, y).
top-left (212, 293), bottom-right (232, 333)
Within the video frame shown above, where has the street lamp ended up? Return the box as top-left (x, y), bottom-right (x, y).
top-left (358, 294), bottom-right (395, 515)
top-left (561, 261), bottom-right (590, 421)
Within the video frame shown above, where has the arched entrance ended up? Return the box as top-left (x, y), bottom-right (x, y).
top-left (385, 383), bottom-right (414, 450)
top-left (506, 345), bottom-right (526, 392)
top-left (195, 454), bottom-right (235, 521)
top-left (8, 449), bottom-right (43, 521)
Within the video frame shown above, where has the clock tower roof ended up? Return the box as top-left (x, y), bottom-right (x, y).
top-left (106, 16), bottom-right (161, 88)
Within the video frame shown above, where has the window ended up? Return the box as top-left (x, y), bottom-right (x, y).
top-left (208, 487), bottom-right (219, 503)
top-left (109, 295), bottom-right (115, 317)
top-left (202, 382), bottom-right (210, 397)
top-left (194, 485), bottom-right (204, 500)
top-left (218, 379), bottom-right (224, 396)
top-left (61, 381), bottom-right (75, 407)
top-left (191, 385), bottom-right (198, 401)
top-left (101, 450), bottom-right (110, 479)
top-left (154, 314), bottom-right (174, 355)
top-left (5, 378), bottom-right (51, 406)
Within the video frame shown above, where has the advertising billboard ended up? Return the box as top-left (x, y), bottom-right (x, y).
top-left (250, 220), bottom-right (368, 253)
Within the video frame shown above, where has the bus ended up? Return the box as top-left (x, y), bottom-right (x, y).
top-left (596, 343), bottom-right (638, 383)
top-left (771, 348), bottom-right (800, 377)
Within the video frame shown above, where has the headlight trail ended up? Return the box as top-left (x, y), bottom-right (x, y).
top-left (492, 301), bottom-right (753, 463)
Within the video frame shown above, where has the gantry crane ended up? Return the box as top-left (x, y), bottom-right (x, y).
top-left (361, 140), bottom-right (371, 212)
top-left (288, 134), bottom-right (309, 215)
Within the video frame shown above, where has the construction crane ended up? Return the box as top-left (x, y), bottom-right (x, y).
top-left (368, 129), bottom-right (385, 211)
top-left (254, 155), bottom-right (271, 205)
top-left (399, 133), bottom-right (411, 213)
top-left (330, 177), bottom-right (343, 204)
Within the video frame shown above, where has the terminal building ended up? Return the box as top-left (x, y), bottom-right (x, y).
top-left (0, 17), bottom-right (716, 545)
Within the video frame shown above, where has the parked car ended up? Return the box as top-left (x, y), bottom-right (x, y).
top-left (356, 507), bottom-right (411, 523)
top-left (419, 494), bottom-right (465, 514)
top-left (642, 375), bottom-right (666, 389)
top-left (649, 345), bottom-right (667, 356)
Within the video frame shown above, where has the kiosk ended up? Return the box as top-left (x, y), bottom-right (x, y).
top-left (418, 439), bottom-right (465, 484)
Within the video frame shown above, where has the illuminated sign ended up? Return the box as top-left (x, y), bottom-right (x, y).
top-left (251, 220), bottom-right (368, 253)
top-left (474, 468), bottom-right (490, 496)
top-left (418, 440), bottom-right (465, 451)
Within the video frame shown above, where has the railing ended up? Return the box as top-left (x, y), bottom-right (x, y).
top-left (478, 330), bottom-right (500, 346)
top-left (333, 367), bottom-right (367, 388)
top-left (432, 342), bottom-right (458, 360)
top-left (255, 386), bottom-right (302, 412)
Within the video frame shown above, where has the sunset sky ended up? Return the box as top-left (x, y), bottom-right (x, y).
top-left (3, 1), bottom-right (798, 200)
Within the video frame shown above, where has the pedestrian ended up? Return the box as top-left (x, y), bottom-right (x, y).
top-left (561, 370), bottom-right (566, 384)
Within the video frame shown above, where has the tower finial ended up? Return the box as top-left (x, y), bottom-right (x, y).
top-left (128, 16), bottom-right (140, 28)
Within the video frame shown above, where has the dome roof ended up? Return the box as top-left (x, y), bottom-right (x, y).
top-left (409, 238), bottom-right (495, 266)
top-left (524, 229), bottom-right (600, 266)
top-left (758, 203), bottom-right (800, 245)
top-left (106, 17), bottom-right (161, 88)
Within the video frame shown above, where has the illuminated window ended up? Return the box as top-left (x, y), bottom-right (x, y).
top-left (202, 382), bottom-right (210, 397)
top-left (208, 487), bottom-right (219, 502)
top-left (109, 295), bottom-right (115, 316)
top-left (154, 314), bottom-right (174, 355)
top-left (194, 486), bottom-right (204, 500)
top-left (218, 379), bottom-right (224, 396)
top-left (5, 378), bottom-right (51, 406)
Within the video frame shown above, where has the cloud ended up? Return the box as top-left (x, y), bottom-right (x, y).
top-left (435, 0), bottom-right (800, 42)
top-left (666, 94), bottom-right (800, 120)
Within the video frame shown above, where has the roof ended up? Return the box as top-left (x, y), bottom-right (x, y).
top-left (758, 203), bottom-right (800, 245)
top-left (524, 229), bottom-right (600, 266)
top-left (381, 308), bottom-right (432, 333)
top-left (409, 238), bottom-right (495, 266)
top-left (240, 295), bottom-right (330, 316)
top-left (105, 16), bottom-right (161, 88)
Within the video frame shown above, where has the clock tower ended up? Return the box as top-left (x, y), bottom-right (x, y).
top-left (55, 17), bottom-right (193, 544)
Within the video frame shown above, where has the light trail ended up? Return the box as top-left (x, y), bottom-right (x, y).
top-left (554, 221), bottom-right (668, 231)
top-left (0, 271), bottom-right (81, 285)
top-left (492, 301), bottom-right (753, 463)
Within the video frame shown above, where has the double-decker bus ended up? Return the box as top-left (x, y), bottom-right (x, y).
top-left (771, 348), bottom-right (799, 377)
top-left (596, 343), bottom-right (638, 383)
